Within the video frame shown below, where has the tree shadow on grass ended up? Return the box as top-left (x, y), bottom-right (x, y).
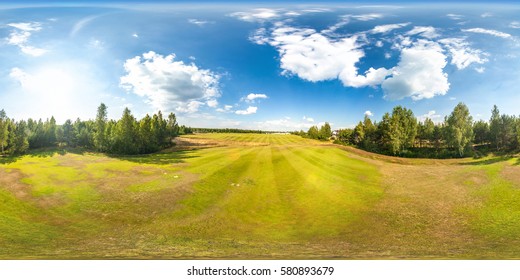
top-left (459, 155), bottom-right (514, 166)
top-left (109, 149), bottom-right (200, 165)
top-left (0, 147), bottom-right (88, 165)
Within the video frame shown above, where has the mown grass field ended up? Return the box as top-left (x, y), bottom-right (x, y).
top-left (1, 133), bottom-right (520, 259)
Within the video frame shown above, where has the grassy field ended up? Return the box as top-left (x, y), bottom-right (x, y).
top-left (0, 133), bottom-right (520, 259)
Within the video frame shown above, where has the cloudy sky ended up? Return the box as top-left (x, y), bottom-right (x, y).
top-left (1, 1), bottom-right (520, 130)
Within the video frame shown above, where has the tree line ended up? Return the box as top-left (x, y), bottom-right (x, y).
top-left (0, 104), bottom-right (181, 156)
top-left (294, 103), bottom-right (520, 158)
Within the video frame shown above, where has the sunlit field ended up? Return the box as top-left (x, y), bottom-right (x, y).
top-left (1, 133), bottom-right (520, 259)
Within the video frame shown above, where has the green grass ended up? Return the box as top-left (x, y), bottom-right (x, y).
top-left (0, 133), bottom-right (520, 259)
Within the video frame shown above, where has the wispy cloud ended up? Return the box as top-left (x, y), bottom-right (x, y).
top-left (510, 21), bottom-right (520, 29)
top-left (446, 14), bottom-right (464, 20)
top-left (406, 26), bottom-right (439, 39)
top-left (438, 38), bottom-right (488, 70)
top-left (188, 19), bottom-right (213, 26)
top-left (462, 28), bottom-right (511, 38)
top-left (371, 22), bottom-right (410, 34)
top-left (6, 22), bottom-right (47, 56)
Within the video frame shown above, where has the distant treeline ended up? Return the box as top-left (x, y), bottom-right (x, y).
top-left (191, 127), bottom-right (280, 134)
top-left (294, 103), bottom-right (520, 158)
top-left (0, 104), bottom-right (184, 156)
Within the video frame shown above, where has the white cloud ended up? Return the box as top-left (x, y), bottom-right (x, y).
top-left (120, 51), bottom-right (220, 114)
top-left (475, 67), bottom-right (485, 73)
top-left (256, 118), bottom-right (316, 131)
top-left (303, 116), bottom-right (314, 122)
top-left (70, 15), bottom-right (100, 37)
top-left (364, 110), bottom-right (373, 117)
top-left (418, 110), bottom-right (442, 122)
top-left (462, 28), bottom-right (511, 38)
top-left (263, 25), bottom-right (391, 88)
top-left (235, 106), bottom-right (257, 115)
top-left (371, 22), bottom-right (410, 33)
top-left (188, 19), bottom-right (212, 26)
top-left (510, 21), bottom-right (520, 29)
top-left (244, 93), bottom-right (268, 102)
top-left (216, 105), bottom-right (233, 112)
top-left (207, 99), bottom-right (218, 107)
top-left (230, 8), bottom-right (280, 22)
top-left (438, 38), bottom-right (488, 69)
top-left (406, 26), bottom-right (439, 39)
top-left (481, 13), bottom-right (493, 18)
top-left (375, 41), bottom-right (384, 47)
top-left (132, 33), bottom-right (139, 38)
top-left (351, 13), bottom-right (384, 21)
top-left (6, 22), bottom-right (47, 56)
top-left (250, 28), bottom-right (270, 45)
top-left (382, 40), bottom-right (450, 101)
top-left (446, 14), bottom-right (464, 20)
top-left (449, 97), bottom-right (457, 100)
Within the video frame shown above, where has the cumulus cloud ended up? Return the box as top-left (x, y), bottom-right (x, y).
top-left (261, 25), bottom-right (391, 88)
top-left (120, 51), bottom-right (220, 113)
top-left (406, 26), bottom-right (439, 39)
top-left (243, 93), bottom-right (268, 102)
top-left (382, 40), bottom-right (450, 100)
top-left (235, 106), bottom-right (257, 115)
top-left (438, 38), bottom-right (488, 69)
top-left (371, 22), bottom-right (410, 34)
top-left (364, 110), bottom-right (373, 117)
top-left (6, 22), bottom-right (47, 56)
top-left (462, 28), bottom-right (511, 38)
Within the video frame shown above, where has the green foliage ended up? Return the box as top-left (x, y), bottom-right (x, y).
top-left (94, 103), bottom-right (108, 152)
top-left (445, 102), bottom-right (473, 157)
top-left (473, 120), bottom-right (490, 144)
top-left (0, 110), bottom-right (8, 154)
top-left (318, 122), bottom-right (332, 140)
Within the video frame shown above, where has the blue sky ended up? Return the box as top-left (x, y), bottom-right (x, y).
top-left (1, 2), bottom-right (520, 131)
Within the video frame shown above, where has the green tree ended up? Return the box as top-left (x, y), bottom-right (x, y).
top-left (378, 106), bottom-right (417, 155)
top-left (113, 108), bottom-right (139, 154)
top-left (94, 103), bottom-right (108, 152)
top-left (418, 118), bottom-right (435, 147)
top-left (351, 121), bottom-right (365, 145)
top-left (337, 128), bottom-right (353, 144)
top-left (138, 114), bottom-right (157, 153)
top-left (166, 112), bottom-right (179, 146)
top-left (318, 122), bottom-right (332, 140)
top-left (0, 109), bottom-right (8, 154)
top-left (473, 120), bottom-right (490, 145)
top-left (445, 102), bottom-right (474, 157)
top-left (60, 119), bottom-right (75, 146)
top-left (489, 105), bottom-right (501, 150)
top-left (307, 125), bottom-right (319, 139)
top-left (9, 120), bottom-right (29, 154)
top-left (44, 116), bottom-right (57, 146)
